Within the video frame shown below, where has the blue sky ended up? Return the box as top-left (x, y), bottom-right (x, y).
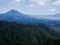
top-left (0, 0), bottom-right (60, 15)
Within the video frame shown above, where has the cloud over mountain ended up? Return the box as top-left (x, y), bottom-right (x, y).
top-left (0, 0), bottom-right (60, 15)
top-left (30, 0), bottom-right (51, 6)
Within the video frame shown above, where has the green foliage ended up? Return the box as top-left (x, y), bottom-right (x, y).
top-left (0, 21), bottom-right (60, 45)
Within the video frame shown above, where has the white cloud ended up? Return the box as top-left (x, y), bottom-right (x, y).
top-left (29, 4), bottom-right (34, 7)
top-left (10, 1), bottom-right (14, 3)
top-left (30, 0), bottom-right (51, 6)
top-left (53, 0), bottom-right (60, 6)
top-left (49, 8), bottom-right (57, 14)
top-left (15, 0), bottom-right (21, 3)
top-left (11, 0), bottom-right (24, 3)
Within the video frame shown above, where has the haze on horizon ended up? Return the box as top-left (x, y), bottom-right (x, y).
top-left (0, 0), bottom-right (60, 15)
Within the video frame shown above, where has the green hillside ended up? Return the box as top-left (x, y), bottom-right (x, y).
top-left (0, 21), bottom-right (60, 45)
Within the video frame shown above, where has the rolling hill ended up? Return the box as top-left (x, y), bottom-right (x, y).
top-left (0, 21), bottom-right (60, 45)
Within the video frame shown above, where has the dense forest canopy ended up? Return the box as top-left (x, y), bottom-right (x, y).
top-left (0, 21), bottom-right (60, 45)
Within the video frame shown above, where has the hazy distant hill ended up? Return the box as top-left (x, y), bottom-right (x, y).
top-left (31, 14), bottom-right (60, 20)
top-left (31, 15), bottom-right (60, 32)
top-left (0, 9), bottom-right (60, 24)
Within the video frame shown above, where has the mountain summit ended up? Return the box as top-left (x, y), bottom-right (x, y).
top-left (8, 9), bottom-right (19, 13)
top-left (5, 9), bottom-right (24, 16)
top-left (0, 9), bottom-right (35, 23)
top-left (1, 9), bottom-right (59, 24)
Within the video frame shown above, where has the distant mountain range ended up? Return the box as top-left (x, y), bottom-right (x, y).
top-left (0, 9), bottom-right (60, 24)
top-left (0, 9), bottom-right (60, 32)
top-left (31, 14), bottom-right (60, 20)
top-left (0, 9), bottom-right (44, 24)
top-left (0, 10), bottom-right (33, 23)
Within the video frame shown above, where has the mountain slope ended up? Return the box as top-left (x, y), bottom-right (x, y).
top-left (0, 10), bottom-right (43, 24)
top-left (0, 21), bottom-right (60, 45)
top-left (0, 9), bottom-right (60, 25)
top-left (0, 10), bottom-right (32, 22)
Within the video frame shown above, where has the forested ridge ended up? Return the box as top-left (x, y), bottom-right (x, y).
top-left (0, 21), bottom-right (60, 45)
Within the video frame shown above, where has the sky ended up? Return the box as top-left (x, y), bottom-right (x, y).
top-left (0, 0), bottom-right (60, 15)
